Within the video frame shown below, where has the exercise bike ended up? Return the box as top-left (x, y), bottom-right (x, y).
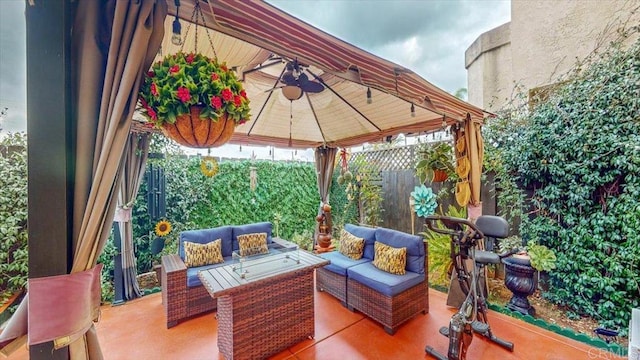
top-left (425, 215), bottom-right (517, 360)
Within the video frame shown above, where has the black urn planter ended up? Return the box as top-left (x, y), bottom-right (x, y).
top-left (502, 255), bottom-right (537, 316)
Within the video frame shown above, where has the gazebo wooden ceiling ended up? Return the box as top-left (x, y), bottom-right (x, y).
top-left (159, 0), bottom-right (486, 149)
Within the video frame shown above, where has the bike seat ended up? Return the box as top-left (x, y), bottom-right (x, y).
top-left (475, 250), bottom-right (501, 265)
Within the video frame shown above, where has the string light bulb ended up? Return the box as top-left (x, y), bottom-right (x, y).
top-left (410, 103), bottom-right (416, 117)
top-left (366, 87), bottom-right (372, 104)
top-left (171, 15), bottom-right (182, 45)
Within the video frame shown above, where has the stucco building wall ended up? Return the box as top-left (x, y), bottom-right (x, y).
top-left (466, 0), bottom-right (639, 112)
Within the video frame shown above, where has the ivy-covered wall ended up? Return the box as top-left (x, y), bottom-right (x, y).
top-left (484, 38), bottom-right (640, 333)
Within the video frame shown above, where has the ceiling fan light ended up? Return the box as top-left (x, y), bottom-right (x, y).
top-left (282, 85), bottom-right (303, 101)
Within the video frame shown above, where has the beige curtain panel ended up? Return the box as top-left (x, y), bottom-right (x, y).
top-left (0, 1), bottom-right (166, 358)
top-left (117, 133), bottom-right (152, 301)
top-left (314, 147), bottom-right (338, 245)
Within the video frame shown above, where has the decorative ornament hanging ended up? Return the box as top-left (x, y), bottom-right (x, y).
top-left (337, 148), bottom-right (352, 185)
top-left (249, 166), bottom-right (258, 191)
top-left (200, 156), bottom-right (219, 177)
top-left (410, 185), bottom-right (438, 218)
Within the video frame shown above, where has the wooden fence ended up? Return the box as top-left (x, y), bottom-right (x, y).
top-left (349, 145), bottom-right (499, 235)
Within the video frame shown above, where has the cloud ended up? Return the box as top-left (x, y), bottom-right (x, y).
top-left (0, 1), bottom-right (27, 133)
top-left (267, 0), bottom-right (510, 92)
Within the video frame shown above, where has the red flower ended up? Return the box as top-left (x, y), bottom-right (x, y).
top-left (238, 119), bottom-right (247, 125)
top-left (147, 70), bottom-right (155, 78)
top-left (233, 95), bottom-right (243, 107)
top-left (177, 87), bottom-right (191, 103)
top-left (221, 64), bottom-right (228, 72)
top-left (139, 97), bottom-right (148, 108)
top-left (211, 72), bottom-right (219, 81)
top-left (169, 65), bottom-right (180, 74)
top-left (150, 83), bottom-right (159, 97)
top-left (221, 88), bottom-right (233, 102)
top-left (186, 53), bottom-right (195, 64)
top-left (240, 90), bottom-right (247, 99)
top-left (210, 96), bottom-right (222, 109)
top-left (147, 107), bottom-right (157, 120)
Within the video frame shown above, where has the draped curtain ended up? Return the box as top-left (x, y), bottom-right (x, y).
top-left (314, 147), bottom-right (338, 245)
top-left (0, 1), bottom-right (166, 358)
top-left (116, 133), bottom-right (152, 300)
top-left (69, 1), bottom-right (165, 356)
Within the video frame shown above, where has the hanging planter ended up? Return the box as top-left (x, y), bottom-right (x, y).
top-left (432, 169), bottom-right (449, 182)
top-left (138, 52), bottom-right (250, 148)
top-left (161, 106), bottom-right (236, 148)
top-left (137, 1), bottom-right (250, 148)
top-left (415, 142), bottom-right (454, 183)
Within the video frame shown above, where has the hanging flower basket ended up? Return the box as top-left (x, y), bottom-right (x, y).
top-left (161, 106), bottom-right (236, 148)
top-left (138, 52), bottom-right (251, 148)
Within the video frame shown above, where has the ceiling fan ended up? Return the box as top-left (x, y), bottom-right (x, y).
top-left (279, 59), bottom-right (325, 100)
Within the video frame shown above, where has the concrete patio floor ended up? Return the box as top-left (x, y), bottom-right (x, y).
top-left (8, 285), bottom-right (625, 359)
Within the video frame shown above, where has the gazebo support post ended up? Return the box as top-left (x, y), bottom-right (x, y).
top-left (26, 0), bottom-right (74, 359)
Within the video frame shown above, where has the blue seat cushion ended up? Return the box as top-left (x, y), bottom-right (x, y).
top-left (347, 262), bottom-right (425, 297)
top-left (319, 251), bottom-right (371, 276)
top-left (374, 227), bottom-right (425, 274)
top-left (180, 226), bottom-right (234, 259)
top-left (344, 224), bottom-right (377, 260)
top-left (232, 222), bottom-right (273, 251)
top-left (186, 256), bottom-right (234, 288)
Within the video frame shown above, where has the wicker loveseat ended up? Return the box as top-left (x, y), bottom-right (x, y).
top-left (161, 222), bottom-right (296, 328)
top-left (316, 224), bottom-right (428, 334)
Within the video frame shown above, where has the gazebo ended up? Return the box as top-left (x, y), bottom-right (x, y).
top-left (0, 1), bottom-right (486, 359)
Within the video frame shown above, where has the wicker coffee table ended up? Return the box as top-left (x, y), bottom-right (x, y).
top-left (198, 249), bottom-right (329, 360)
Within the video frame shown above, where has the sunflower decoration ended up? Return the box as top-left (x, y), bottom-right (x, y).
top-left (410, 185), bottom-right (438, 218)
top-left (200, 156), bottom-right (219, 177)
top-left (155, 219), bottom-right (172, 237)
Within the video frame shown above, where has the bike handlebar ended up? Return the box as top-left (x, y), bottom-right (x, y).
top-left (424, 215), bottom-right (484, 240)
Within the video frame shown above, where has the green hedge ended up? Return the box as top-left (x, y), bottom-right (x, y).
top-left (0, 134), bottom-right (28, 302)
top-left (485, 37), bottom-right (640, 333)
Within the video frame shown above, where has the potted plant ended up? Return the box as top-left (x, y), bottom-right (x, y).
top-left (138, 52), bottom-right (251, 148)
top-left (415, 142), bottom-right (455, 183)
top-left (499, 236), bottom-right (556, 316)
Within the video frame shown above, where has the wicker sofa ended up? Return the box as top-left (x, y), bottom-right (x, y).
top-left (160, 222), bottom-right (296, 328)
top-left (316, 224), bottom-right (428, 334)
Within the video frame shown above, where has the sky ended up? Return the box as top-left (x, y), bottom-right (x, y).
top-left (0, 0), bottom-right (510, 159)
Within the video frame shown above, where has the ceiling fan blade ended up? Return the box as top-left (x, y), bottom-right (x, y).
top-left (297, 72), bottom-right (309, 84)
top-left (300, 81), bottom-right (324, 93)
top-left (281, 70), bottom-right (297, 85)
